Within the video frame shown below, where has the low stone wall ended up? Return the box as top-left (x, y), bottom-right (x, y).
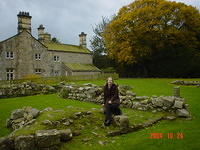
top-left (0, 81), bottom-right (191, 118)
top-left (1, 106), bottom-right (132, 150)
top-left (59, 83), bottom-right (191, 118)
top-left (0, 82), bottom-right (57, 98)
top-left (0, 129), bottom-right (72, 150)
top-left (6, 107), bottom-right (40, 131)
top-left (1, 107), bottom-right (78, 150)
top-left (171, 80), bottom-right (200, 87)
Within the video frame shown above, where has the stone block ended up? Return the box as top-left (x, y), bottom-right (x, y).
top-left (173, 100), bottom-right (184, 109)
top-left (15, 135), bottom-right (35, 150)
top-left (35, 129), bottom-right (61, 148)
top-left (176, 109), bottom-right (190, 117)
top-left (10, 109), bottom-right (25, 120)
top-left (113, 115), bottom-right (129, 129)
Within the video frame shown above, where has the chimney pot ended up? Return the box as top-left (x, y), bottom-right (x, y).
top-left (79, 32), bottom-right (87, 48)
top-left (17, 11), bottom-right (32, 33)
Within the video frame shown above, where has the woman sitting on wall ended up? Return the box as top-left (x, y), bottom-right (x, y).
top-left (102, 77), bottom-right (121, 126)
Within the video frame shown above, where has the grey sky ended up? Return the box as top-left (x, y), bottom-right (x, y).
top-left (0, 0), bottom-right (199, 49)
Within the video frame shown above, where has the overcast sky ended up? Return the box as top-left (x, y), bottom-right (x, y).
top-left (0, 0), bottom-right (199, 49)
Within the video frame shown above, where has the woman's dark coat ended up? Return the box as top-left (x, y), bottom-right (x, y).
top-left (103, 83), bottom-right (120, 106)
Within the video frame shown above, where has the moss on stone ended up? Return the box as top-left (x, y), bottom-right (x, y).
top-left (45, 42), bottom-right (91, 54)
top-left (64, 63), bottom-right (101, 72)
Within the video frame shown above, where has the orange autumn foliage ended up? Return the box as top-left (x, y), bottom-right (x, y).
top-left (103, 0), bottom-right (200, 64)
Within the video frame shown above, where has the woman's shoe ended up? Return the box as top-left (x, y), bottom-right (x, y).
top-left (104, 120), bottom-right (111, 126)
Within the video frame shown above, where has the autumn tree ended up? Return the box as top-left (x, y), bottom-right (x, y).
top-left (103, 0), bottom-right (200, 77)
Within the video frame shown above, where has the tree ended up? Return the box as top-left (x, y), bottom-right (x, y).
top-left (90, 17), bottom-right (116, 69)
top-left (52, 37), bottom-right (60, 43)
top-left (103, 0), bottom-right (200, 77)
top-left (90, 17), bottom-right (109, 55)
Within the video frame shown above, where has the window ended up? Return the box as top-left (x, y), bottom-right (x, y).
top-left (6, 69), bottom-right (14, 80)
top-left (5, 52), bottom-right (14, 59)
top-left (54, 70), bottom-right (59, 76)
top-left (35, 53), bottom-right (41, 60)
top-left (35, 69), bottom-right (42, 74)
top-left (54, 56), bottom-right (60, 62)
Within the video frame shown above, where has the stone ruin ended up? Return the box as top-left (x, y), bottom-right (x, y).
top-left (0, 106), bottom-right (129, 150)
top-left (171, 80), bottom-right (200, 87)
top-left (0, 82), bottom-right (57, 98)
top-left (59, 83), bottom-right (191, 118)
top-left (0, 81), bottom-right (192, 119)
top-left (0, 128), bottom-right (72, 150)
top-left (0, 107), bottom-right (82, 150)
top-left (6, 107), bottom-right (40, 131)
top-left (0, 82), bottom-right (193, 149)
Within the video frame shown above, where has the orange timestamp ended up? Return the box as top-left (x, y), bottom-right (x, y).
top-left (148, 132), bottom-right (184, 139)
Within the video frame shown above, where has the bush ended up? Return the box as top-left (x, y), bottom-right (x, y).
top-left (102, 67), bottom-right (116, 73)
top-left (58, 88), bottom-right (70, 98)
top-left (22, 74), bottom-right (41, 80)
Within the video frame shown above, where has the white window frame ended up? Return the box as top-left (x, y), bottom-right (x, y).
top-left (54, 70), bottom-right (59, 76)
top-left (6, 69), bottom-right (14, 80)
top-left (54, 56), bottom-right (60, 62)
top-left (5, 51), bottom-right (14, 59)
top-left (35, 53), bottom-right (41, 60)
top-left (35, 69), bottom-right (42, 74)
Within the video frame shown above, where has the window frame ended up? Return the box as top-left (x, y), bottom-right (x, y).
top-left (54, 70), bottom-right (59, 76)
top-left (6, 68), bottom-right (14, 80)
top-left (53, 56), bottom-right (60, 62)
top-left (35, 68), bottom-right (42, 74)
top-left (5, 51), bottom-right (14, 59)
top-left (35, 53), bottom-right (41, 60)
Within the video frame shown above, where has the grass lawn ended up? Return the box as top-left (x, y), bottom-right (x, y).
top-left (0, 78), bottom-right (200, 150)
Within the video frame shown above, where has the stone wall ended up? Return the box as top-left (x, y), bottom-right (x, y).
top-left (0, 31), bottom-right (53, 80)
top-left (71, 71), bottom-right (101, 76)
top-left (0, 81), bottom-right (191, 118)
top-left (0, 82), bottom-right (57, 98)
top-left (0, 107), bottom-right (90, 150)
top-left (171, 80), bottom-right (200, 87)
top-left (6, 107), bottom-right (40, 131)
top-left (59, 83), bottom-right (191, 118)
top-left (49, 51), bottom-right (92, 65)
top-left (0, 129), bottom-right (72, 150)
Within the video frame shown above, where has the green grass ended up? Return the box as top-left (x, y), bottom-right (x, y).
top-left (64, 63), bottom-right (101, 71)
top-left (45, 42), bottom-right (91, 53)
top-left (0, 94), bottom-right (101, 137)
top-left (0, 78), bottom-right (200, 150)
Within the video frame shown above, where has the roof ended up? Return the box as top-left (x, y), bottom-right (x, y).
top-left (0, 30), bottom-right (47, 48)
top-left (45, 42), bottom-right (91, 54)
top-left (64, 63), bottom-right (101, 72)
top-left (0, 31), bottom-right (91, 54)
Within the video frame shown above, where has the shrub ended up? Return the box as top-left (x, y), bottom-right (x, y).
top-left (58, 88), bottom-right (70, 98)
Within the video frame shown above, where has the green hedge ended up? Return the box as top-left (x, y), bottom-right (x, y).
top-left (0, 73), bottom-right (119, 86)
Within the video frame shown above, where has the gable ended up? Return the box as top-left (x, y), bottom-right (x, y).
top-left (0, 33), bottom-right (20, 45)
top-left (0, 30), bottom-right (47, 49)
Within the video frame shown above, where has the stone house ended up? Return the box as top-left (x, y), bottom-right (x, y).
top-left (0, 12), bottom-right (101, 81)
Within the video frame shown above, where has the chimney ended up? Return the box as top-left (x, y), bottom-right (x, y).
top-left (17, 11), bottom-right (32, 33)
top-left (79, 32), bottom-right (87, 48)
top-left (38, 25), bottom-right (51, 43)
top-left (38, 24), bottom-right (45, 42)
top-left (43, 33), bottom-right (51, 43)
